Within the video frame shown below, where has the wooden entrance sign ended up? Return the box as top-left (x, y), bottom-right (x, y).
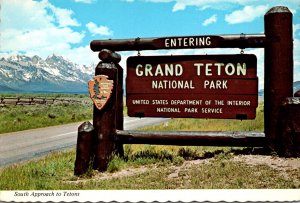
top-left (126, 54), bottom-right (258, 119)
top-left (72, 6), bottom-right (297, 175)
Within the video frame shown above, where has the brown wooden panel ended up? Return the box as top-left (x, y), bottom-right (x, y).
top-left (127, 54), bottom-right (258, 95)
top-left (126, 54), bottom-right (258, 119)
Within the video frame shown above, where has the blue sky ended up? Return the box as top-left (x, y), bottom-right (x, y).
top-left (1, 0), bottom-right (300, 89)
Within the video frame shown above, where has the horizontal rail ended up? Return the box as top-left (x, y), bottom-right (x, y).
top-left (115, 130), bottom-right (266, 147)
top-left (91, 34), bottom-right (266, 52)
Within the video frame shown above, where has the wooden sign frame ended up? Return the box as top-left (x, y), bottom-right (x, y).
top-left (78, 6), bottom-right (295, 172)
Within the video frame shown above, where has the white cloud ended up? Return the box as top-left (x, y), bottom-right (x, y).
top-left (2, 28), bottom-right (83, 52)
top-left (294, 24), bottom-right (300, 37)
top-left (169, 0), bottom-right (299, 12)
top-left (47, 4), bottom-right (80, 27)
top-left (0, 0), bottom-right (89, 65)
top-left (1, 0), bottom-right (53, 30)
top-left (171, 0), bottom-right (255, 12)
top-left (225, 5), bottom-right (268, 24)
top-left (124, 0), bottom-right (173, 4)
top-left (63, 45), bottom-right (99, 66)
top-left (172, 2), bottom-right (186, 12)
top-left (73, 0), bottom-right (95, 3)
top-left (202, 14), bottom-right (217, 26)
top-left (86, 22), bottom-right (113, 36)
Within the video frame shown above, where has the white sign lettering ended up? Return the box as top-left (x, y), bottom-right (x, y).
top-left (164, 37), bottom-right (212, 48)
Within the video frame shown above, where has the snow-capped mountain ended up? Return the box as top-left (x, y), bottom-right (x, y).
top-left (0, 54), bottom-right (94, 93)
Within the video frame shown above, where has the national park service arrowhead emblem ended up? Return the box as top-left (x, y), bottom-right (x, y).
top-left (88, 75), bottom-right (114, 110)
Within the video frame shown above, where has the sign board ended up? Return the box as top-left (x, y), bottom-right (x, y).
top-left (126, 54), bottom-right (258, 119)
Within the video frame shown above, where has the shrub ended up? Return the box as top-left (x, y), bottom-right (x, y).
top-left (178, 147), bottom-right (199, 160)
top-left (48, 113), bottom-right (56, 119)
top-left (107, 158), bottom-right (124, 173)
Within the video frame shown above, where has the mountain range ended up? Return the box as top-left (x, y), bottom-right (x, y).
top-left (0, 55), bottom-right (94, 93)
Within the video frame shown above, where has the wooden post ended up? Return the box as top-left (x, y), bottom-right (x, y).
top-left (74, 121), bottom-right (94, 176)
top-left (98, 49), bottom-right (121, 64)
top-left (98, 49), bottom-right (124, 157)
top-left (264, 6), bottom-right (293, 153)
top-left (279, 98), bottom-right (300, 157)
top-left (115, 63), bottom-right (124, 157)
top-left (93, 62), bottom-right (118, 171)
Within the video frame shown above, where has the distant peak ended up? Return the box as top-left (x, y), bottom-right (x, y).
top-left (32, 55), bottom-right (42, 60)
top-left (8, 55), bottom-right (31, 62)
top-left (31, 55), bottom-right (43, 64)
top-left (46, 54), bottom-right (68, 62)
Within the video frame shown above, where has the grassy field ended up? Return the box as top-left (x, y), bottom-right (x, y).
top-left (0, 94), bottom-right (92, 134)
top-left (1, 102), bottom-right (299, 190)
top-left (1, 145), bottom-right (299, 190)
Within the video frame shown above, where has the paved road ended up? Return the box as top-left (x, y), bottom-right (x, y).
top-left (0, 117), bottom-right (169, 167)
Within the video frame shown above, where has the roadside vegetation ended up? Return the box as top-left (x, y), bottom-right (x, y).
top-left (1, 102), bottom-right (299, 190)
top-left (1, 145), bottom-right (299, 190)
top-left (0, 94), bottom-right (92, 134)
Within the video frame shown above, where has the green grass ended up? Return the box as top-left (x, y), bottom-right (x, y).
top-left (1, 102), bottom-right (298, 190)
top-left (0, 93), bottom-right (88, 99)
top-left (0, 150), bottom-right (76, 190)
top-left (1, 145), bottom-right (299, 190)
top-left (0, 94), bottom-right (93, 134)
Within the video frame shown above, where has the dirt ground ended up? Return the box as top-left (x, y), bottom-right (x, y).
top-left (70, 155), bottom-right (300, 184)
top-left (232, 155), bottom-right (300, 171)
top-left (116, 155), bottom-right (299, 179)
